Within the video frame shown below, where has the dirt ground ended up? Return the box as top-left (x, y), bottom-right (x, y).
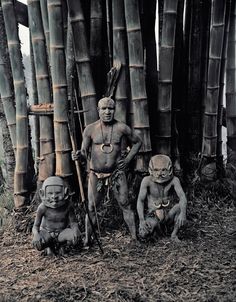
top-left (0, 181), bottom-right (235, 302)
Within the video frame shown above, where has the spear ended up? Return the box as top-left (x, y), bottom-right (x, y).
top-left (68, 93), bottom-right (104, 254)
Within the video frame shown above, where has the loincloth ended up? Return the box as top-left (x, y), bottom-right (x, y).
top-left (90, 169), bottom-right (124, 194)
top-left (147, 198), bottom-right (171, 222)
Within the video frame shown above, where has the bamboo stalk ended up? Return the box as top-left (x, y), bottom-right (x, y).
top-left (217, 0), bottom-right (231, 171)
top-left (48, 0), bottom-right (72, 178)
top-left (202, 0), bottom-right (226, 161)
top-left (27, 0), bottom-right (55, 182)
top-left (66, 19), bottom-right (75, 102)
top-left (29, 34), bottom-right (40, 171)
top-left (226, 0), bottom-right (236, 196)
top-left (124, 0), bottom-right (152, 172)
top-left (0, 3), bottom-right (16, 154)
top-left (0, 97), bottom-right (15, 191)
top-left (112, 0), bottom-right (129, 123)
top-left (2, 0), bottom-right (29, 208)
top-left (67, 0), bottom-right (98, 126)
top-left (185, 0), bottom-right (203, 153)
top-left (156, 0), bottom-right (178, 156)
top-left (90, 0), bottom-right (103, 98)
top-left (106, 0), bottom-right (112, 68)
top-left (39, 0), bottom-right (50, 55)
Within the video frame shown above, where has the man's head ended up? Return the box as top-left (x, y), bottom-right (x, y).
top-left (98, 97), bottom-right (115, 123)
top-left (149, 155), bottom-right (173, 184)
top-left (39, 176), bottom-right (68, 208)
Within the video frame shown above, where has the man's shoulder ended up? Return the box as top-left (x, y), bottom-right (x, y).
top-left (141, 175), bottom-right (152, 185)
top-left (114, 120), bottom-right (131, 132)
top-left (84, 120), bottom-right (99, 133)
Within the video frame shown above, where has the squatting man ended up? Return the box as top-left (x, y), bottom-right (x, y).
top-left (32, 176), bottom-right (81, 255)
top-left (73, 97), bottom-right (142, 245)
top-left (137, 154), bottom-right (187, 242)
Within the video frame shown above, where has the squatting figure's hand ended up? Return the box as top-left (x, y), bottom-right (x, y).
top-left (139, 220), bottom-right (151, 236)
top-left (32, 232), bottom-right (45, 250)
top-left (176, 212), bottom-right (186, 228)
top-left (72, 227), bottom-right (81, 245)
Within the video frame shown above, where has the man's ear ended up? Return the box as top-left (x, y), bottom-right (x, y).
top-left (39, 189), bottom-right (44, 199)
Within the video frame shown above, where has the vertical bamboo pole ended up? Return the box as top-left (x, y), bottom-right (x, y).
top-left (90, 0), bottom-right (103, 98)
top-left (217, 0), bottom-right (231, 174)
top-left (27, 0), bottom-right (55, 183)
top-left (29, 34), bottom-right (40, 171)
top-left (67, 0), bottom-right (98, 126)
top-left (2, 0), bottom-right (29, 208)
top-left (0, 3), bottom-right (16, 153)
top-left (155, 0), bottom-right (178, 157)
top-left (142, 0), bottom-right (158, 150)
top-left (124, 0), bottom-right (152, 171)
top-left (0, 98), bottom-right (15, 191)
top-left (226, 0), bottom-right (236, 197)
top-left (112, 0), bottom-right (129, 123)
top-left (201, 0), bottom-right (226, 178)
top-left (185, 0), bottom-right (203, 154)
top-left (48, 0), bottom-right (72, 179)
top-left (40, 0), bottom-right (50, 55)
top-left (106, 0), bottom-right (112, 69)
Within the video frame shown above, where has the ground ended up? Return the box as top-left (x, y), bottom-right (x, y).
top-left (0, 181), bottom-right (235, 302)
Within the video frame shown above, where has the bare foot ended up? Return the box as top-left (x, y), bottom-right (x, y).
top-left (171, 235), bottom-right (181, 243)
top-left (45, 247), bottom-right (56, 256)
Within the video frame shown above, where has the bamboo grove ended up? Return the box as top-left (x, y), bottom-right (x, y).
top-left (0, 0), bottom-right (235, 210)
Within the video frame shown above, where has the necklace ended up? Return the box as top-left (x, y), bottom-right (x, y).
top-left (100, 121), bottom-right (114, 154)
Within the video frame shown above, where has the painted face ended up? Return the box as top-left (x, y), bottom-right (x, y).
top-left (149, 155), bottom-right (173, 184)
top-left (98, 98), bottom-right (115, 123)
top-left (40, 176), bottom-right (67, 208)
top-left (44, 185), bottom-right (65, 208)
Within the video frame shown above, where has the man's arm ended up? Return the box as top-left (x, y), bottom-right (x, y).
top-left (137, 178), bottom-right (148, 223)
top-left (32, 204), bottom-right (45, 236)
top-left (173, 176), bottom-right (187, 226)
top-left (81, 125), bottom-right (92, 159)
top-left (118, 124), bottom-right (142, 169)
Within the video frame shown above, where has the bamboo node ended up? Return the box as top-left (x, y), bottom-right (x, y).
top-left (1, 95), bottom-right (14, 100)
top-left (36, 74), bottom-right (50, 80)
top-left (32, 36), bottom-right (45, 42)
top-left (113, 26), bottom-right (126, 31)
top-left (55, 148), bottom-right (72, 153)
top-left (126, 27), bottom-right (141, 33)
top-left (7, 41), bottom-right (19, 46)
top-left (16, 145), bottom-right (28, 150)
top-left (16, 115), bottom-right (28, 120)
top-left (203, 135), bottom-right (217, 139)
top-left (13, 80), bottom-right (25, 86)
top-left (204, 112), bottom-right (218, 116)
top-left (48, 2), bottom-right (61, 8)
top-left (129, 64), bottom-right (144, 68)
top-left (53, 84), bottom-right (67, 89)
top-left (70, 16), bottom-right (84, 23)
top-left (50, 45), bottom-right (64, 50)
top-left (54, 119), bottom-right (69, 123)
top-left (81, 93), bottom-right (97, 98)
top-left (75, 58), bottom-right (91, 63)
top-left (27, 0), bottom-right (40, 3)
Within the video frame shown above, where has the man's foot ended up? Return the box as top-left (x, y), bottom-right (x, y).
top-left (44, 247), bottom-right (56, 256)
top-left (171, 235), bottom-right (181, 243)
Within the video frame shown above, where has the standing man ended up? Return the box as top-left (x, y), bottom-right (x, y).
top-left (78, 97), bottom-right (141, 245)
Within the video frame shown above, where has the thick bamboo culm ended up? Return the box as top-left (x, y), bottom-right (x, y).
top-left (48, 0), bottom-right (72, 178)
top-left (124, 0), bottom-right (152, 171)
top-left (27, 0), bottom-right (55, 182)
top-left (66, 20), bottom-right (75, 102)
top-left (39, 0), bottom-right (50, 55)
top-left (202, 0), bottom-right (226, 159)
top-left (2, 0), bottom-right (29, 208)
top-left (90, 0), bottom-right (103, 98)
top-left (29, 35), bottom-right (40, 168)
top-left (112, 0), bottom-right (129, 123)
top-left (217, 0), bottom-right (231, 167)
top-left (156, 0), bottom-right (178, 156)
top-left (185, 0), bottom-right (203, 153)
top-left (226, 0), bottom-right (236, 156)
top-left (67, 0), bottom-right (98, 126)
top-left (106, 0), bottom-right (112, 69)
top-left (0, 4), bottom-right (16, 154)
